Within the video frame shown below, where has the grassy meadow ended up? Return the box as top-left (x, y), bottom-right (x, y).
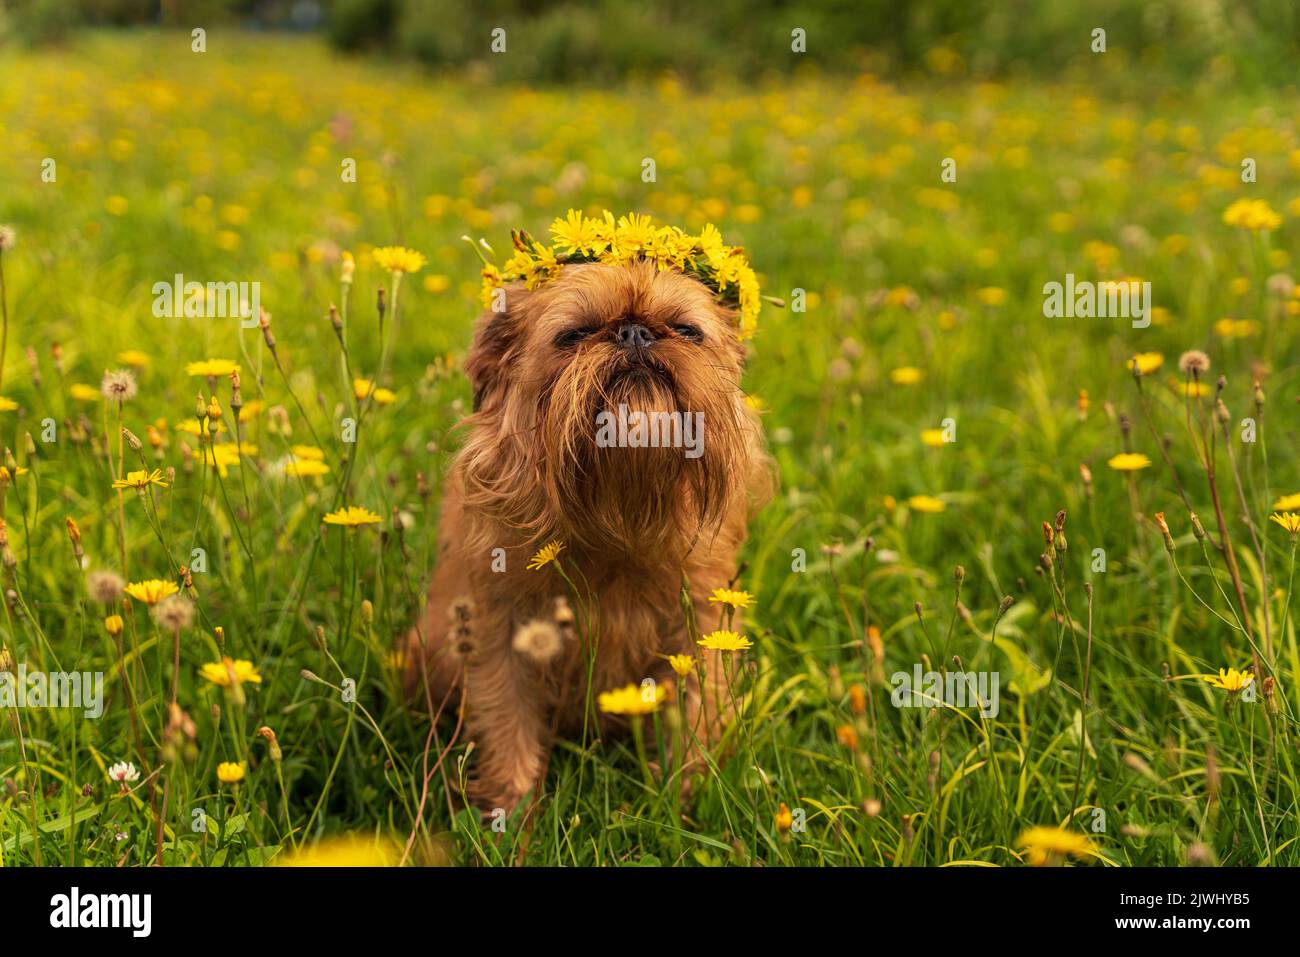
top-left (1, 31), bottom-right (1300, 866)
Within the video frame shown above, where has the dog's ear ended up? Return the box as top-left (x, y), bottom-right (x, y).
top-left (464, 291), bottom-right (525, 412)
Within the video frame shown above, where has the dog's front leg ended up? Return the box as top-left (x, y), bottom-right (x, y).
top-left (463, 641), bottom-right (549, 814)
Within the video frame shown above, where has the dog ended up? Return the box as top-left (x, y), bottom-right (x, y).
top-left (404, 255), bottom-right (772, 812)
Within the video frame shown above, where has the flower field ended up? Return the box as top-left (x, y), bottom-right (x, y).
top-left (1, 31), bottom-right (1299, 866)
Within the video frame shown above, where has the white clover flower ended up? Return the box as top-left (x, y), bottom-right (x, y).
top-left (108, 761), bottom-right (140, 784)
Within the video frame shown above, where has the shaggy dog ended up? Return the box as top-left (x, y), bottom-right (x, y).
top-left (404, 259), bottom-right (771, 811)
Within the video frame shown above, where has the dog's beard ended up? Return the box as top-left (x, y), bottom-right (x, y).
top-left (538, 346), bottom-right (745, 555)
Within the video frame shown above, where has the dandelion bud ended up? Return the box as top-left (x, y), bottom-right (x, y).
top-left (0, 644), bottom-right (13, 673)
top-left (1042, 521), bottom-right (1054, 548)
top-left (775, 802), bottom-right (793, 834)
top-left (361, 599), bottom-right (373, 623)
top-left (122, 427), bottom-right (142, 452)
top-left (863, 798), bottom-right (882, 817)
top-left (1263, 676), bottom-right (1277, 714)
top-left (1077, 389), bottom-right (1089, 419)
top-left (1079, 463), bottom-right (1093, 498)
top-left (827, 664), bottom-right (844, 701)
top-left (206, 395), bottom-right (221, 422)
top-left (23, 433), bottom-right (35, 457)
top-left (914, 601), bottom-right (924, 622)
top-left (848, 684), bottom-right (866, 714)
top-left (997, 595), bottom-right (1015, 616)
top-left (104, 614), bottom-right (124, 637)
top-left (954, 564), bottom-right (965, 586)
top-left (1254, 380), bottom-right (1265, 409)
top-left (341, 254), bottom-right (355, 284)
top-left (214, 625), bottom-right (225, 647)
top-left (1215, 398), bottom-right (1230, 424)
top-left (315, 624), bottom-right (327, 650)
top-left (1155, 512), bottom-right (1175, 552)
top-left (195, 392), bottom-right (207, 419)
top-left (1205, 744), bottom-right (1219, 799)
top-left (258, 726), bottom-right (283, 762)
top-left (329, 304), bottom-right (343, 333)
top-left (1190, 512), bottom-right (1207, 541)
top-left (377, 287), bottom-right (386, 321)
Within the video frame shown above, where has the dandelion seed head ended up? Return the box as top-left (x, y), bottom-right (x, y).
top-left (87, 569), bottom-right (126, 604)
top-left (101, 369), bottom-right (138, 402)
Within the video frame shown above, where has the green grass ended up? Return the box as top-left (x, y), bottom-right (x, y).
top-left (0, 30), bottom-right (1298, 866)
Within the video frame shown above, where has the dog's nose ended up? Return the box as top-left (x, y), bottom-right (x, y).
top-left (614, 323), bottom-right (655, 350)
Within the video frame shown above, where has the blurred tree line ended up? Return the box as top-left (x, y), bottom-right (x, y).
top-left (2, 0), bottom-right (1297, 86)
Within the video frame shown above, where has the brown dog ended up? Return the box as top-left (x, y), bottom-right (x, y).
top-left (404, 259), bottom-right (771, 812)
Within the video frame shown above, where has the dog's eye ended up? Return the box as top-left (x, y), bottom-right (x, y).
top-left (554, 327), bottom-right (595, 348)
top-left (672, 324), bottom-right (704, 342)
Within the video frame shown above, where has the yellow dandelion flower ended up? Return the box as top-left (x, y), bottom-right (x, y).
top-left (291, 445), bottom-right (326, 461)
top-left (698, 630), bottom-right (752, 652)
top-left (921, 429), bottom-right (947, 448)
top-left (112, 468), bottom-right (169, 491)
top-left (1268, 513), bottom-right (1300, 538)
top-left (526, 539), bottom-right (565, 571)
top-left (550, 208), bottom-right (600, 256)
top-left (708, 587), bottom-right (754, 610)
top-left (775, 802), bottom-right (794, 833)
top-left (1202, 667), bottom-right (1254, 693)
top-left (1126, 352), bottom-right (1164, 375)
top-left (216, 762), bottom-right (247, 784)
top-left (323, 506), bottom-right (382, 527)
top-left (597, 682), bottom-right (666, 716)
top-left (1173, 380), bottom-right (1211, 398)
top-left (907, 495), bottom-right (947, 513)
top-left (666, 654), bottom-right (696, 677)
top-left (186, 359), bottom-right (239, 378)
top-left (277, 835), bottom-right (399, 867)
top-left (1107, 452), bottom-right (1152, 471)
top-left (116, 349), bottom-right (151, 368)
top-left (200, 656), bottom-right (263, 687)
top-left (0, 397), bottom-right (18, 412)
top-left (1273, 493), bottom-right (1300, 511)
top-left (124, 579), bottom-right (179, 605)
top-left (371, 246), bottom-right (427, 274)
top-left (1017, 826), bottom-right (1097, 866)
top-left (284, 460), bottom-right (330, 478)
top-left (70, 384), bottom-right (101, 402)
top-left (889, 367), bottom-right (923, 386)
top-left (1222, 198), bottom-right (1281, 231)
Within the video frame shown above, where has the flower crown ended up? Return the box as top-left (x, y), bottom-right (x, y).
top-left (475, 210), bottom-right (767, 339)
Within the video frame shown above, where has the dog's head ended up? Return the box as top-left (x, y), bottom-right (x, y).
top-left (458, 260), bottom-right (763, 555)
